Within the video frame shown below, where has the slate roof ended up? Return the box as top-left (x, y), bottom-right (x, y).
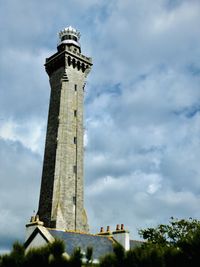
top-left (49, 230), bottom-right (114, 260)
top-left (25, 224), bottom-right (143, 261)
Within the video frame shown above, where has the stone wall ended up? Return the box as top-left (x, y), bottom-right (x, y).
top-left (38, 44), bottom-right (92, 233)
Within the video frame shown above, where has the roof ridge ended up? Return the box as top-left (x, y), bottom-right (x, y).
top-left (48, 228), bottom-right (114, 238)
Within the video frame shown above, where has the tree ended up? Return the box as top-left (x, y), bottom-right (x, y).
top-left (113, 244), bottom-right (125, 267)
top-left (99, 253), bottom-right (115, 267)
top-left (24, 244), bottom-right (50, 267)
top-left (0, 240), bottom-right (70, 267)
top-left (139, 217), bottom-right (200, 267)
top-left (85, 246), bottom-right (93, 266)
top-left (48, 239), bottom-right (69, 266)
top-left (0, 242), bottom-right (25, 267)
top-left (139, 217), bottom-right (200, 247)
top-left (69, 247), bottom-right (83, 267)
top-left (99, 244), bottom-right (125, 267)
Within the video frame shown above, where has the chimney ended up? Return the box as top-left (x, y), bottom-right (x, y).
top-left (116, 224), bottom-right (120, 231)
top-left (107, 226), bottom-right (110, 232)
top-left (98, 226), bottom-right (112, 236)
top-left (112, 224), bottom-right (130, 251)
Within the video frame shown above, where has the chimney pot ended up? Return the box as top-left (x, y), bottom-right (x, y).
top-left (121, 224), bottom-right (124, 230)
top-left (36, 215), bottom-right (39, 222)
top-left (100, 227), bottom-right (104, 233)
top-left (107, 226), bottom-right (110, 232)
top-left (116, 224), bottom-right (120, 231)
top-left (30, 216), bottom-right (35, 222)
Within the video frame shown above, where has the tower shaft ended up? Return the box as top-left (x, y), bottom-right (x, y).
top-left (38, 28), bottom-right (92, 232)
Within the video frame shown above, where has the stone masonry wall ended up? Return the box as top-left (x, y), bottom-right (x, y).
top-left (38, 45), bottom-right (92, 233)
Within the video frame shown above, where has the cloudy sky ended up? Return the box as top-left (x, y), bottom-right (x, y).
top-left (1, 0), bottom-right (200, 251)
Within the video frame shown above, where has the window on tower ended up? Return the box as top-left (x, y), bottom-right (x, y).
top-left (74, 137), bottom-right (77, 144)
top-left (73, 165), bottom-right (77, 173)
top-left (72, 36), bottom-right (78, 42)
top-left (75, 84), bottom-right (77, 91)
top-left (74, 110), bottom-right (77, 117)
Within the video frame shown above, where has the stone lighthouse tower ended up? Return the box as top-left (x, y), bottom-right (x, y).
top-left (37, 26), bottom-right (92, 233)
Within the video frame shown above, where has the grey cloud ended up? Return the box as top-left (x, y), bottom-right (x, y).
top-left (0, 139), bottom-right (42, 249)
top-left (0, 48), bottom-right (49, 120)
top-left (89, 0), bottom-right (200, 87)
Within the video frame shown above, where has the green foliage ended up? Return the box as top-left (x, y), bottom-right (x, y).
top-left (0, 239), bottom-right (92, 267)
top-left (85, 246), bottom-right (93, 265)
top-left (98, 218), bottom-right (200, 267)
top-left (48, 239), bottom-right (68, 266)
top-left (99, 244), bottom-right (125, 267)
top-left (49, 238), bottom-right (66, 258)
top-left (25, 244), bottom-right (50, 267)
top-left (69, 247), bottom-right (83, 267)
top-left (139, 217), bottom-right (200, 247)
top-left (99, 253), bottom-right (115, 267)
top-left (0, 242), bottom-right (25, 267)
top-left (113, 244), bottom-right (125, 267)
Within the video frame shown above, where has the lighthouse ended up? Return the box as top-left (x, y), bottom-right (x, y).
top-left (37, 26), bottom-right (92, 232)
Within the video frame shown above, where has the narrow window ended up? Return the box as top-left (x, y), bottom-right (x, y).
top-left (75, 84), bottom-right (77, 91)
top-left (74, 110), bottom-right (77, 117)
top-left (74, 137), bottom-right (77, 144)
top-left (73, 196), bottom-right (76, 205)
top-left (73, 165), bottom-right (77, 173)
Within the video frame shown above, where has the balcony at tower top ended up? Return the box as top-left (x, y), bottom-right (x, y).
top-left (58, 26), bottom-right (81, 48)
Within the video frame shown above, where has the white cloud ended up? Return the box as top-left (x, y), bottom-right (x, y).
top-left (153, 1), bottom-right (199, 32)
top-left (0, 119), bottom-right (45, 154)
top-left (87, 172), bottom-right (162, 196)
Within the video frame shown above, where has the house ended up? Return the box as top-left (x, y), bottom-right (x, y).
top-left (25, 215), bottom-right (142, 262)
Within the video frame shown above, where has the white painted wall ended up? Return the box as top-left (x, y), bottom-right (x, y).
top-left (113, 232), bottom-right (130, 251)
top-left (25, 225), bottom-right (38, 241)
top-left (26, 232), bottom-right (48, 251)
